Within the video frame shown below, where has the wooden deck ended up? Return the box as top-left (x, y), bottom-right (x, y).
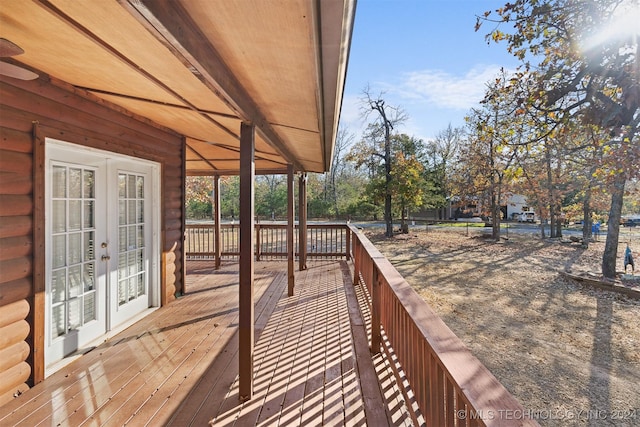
top-left (0, 261), bottom-right (412, 426)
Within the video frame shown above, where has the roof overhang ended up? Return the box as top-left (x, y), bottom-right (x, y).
top-left (0, 0), bottom-right (356, 174)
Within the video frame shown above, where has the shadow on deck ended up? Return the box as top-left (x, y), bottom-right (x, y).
top-left (0, 261), bottom-right (412, 426)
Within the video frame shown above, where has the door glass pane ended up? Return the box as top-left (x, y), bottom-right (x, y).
top-left (69, 168), bottom-right (82, 198)
top-left (83, 263), bottom-right (95, 292)
top-left (137, 249), bottom-right (144, 273)
top-left (84, 292), bottom-right (96, 323)
top-left (51, 269), bottom-right (66, 303)
top-left (137, 200), bottom-right (144, 223)
top-left (52, 235), bottom-right (66, 269)
top-left (84, 201), bottom-right (94, 228)
top-left (136, 176), bottom-right (144, 198)
top-left (52, 201), bottom-right (66, 233)
top-left (119, 227), bottom-right (127, 252)
top-left (68, 233), bottom-right (82, 265)
top-left (52, 304), bottom-right (65, 338)
top-left (118, 253), bottom-right (127, 280)
top-left (128, 200), bottom-right (136, 224)
top-left (68, 265), bottom-right (81, 298)
top-left (118, 279), bottom-right (127, 306)
top-left (83, 170), bottom-right (94, 198)
top-left (128, 175), bottom-right (136, 198)
top-left (128, 251), bottom-right (137, 276)
top-left (128, 277), bottom-right (136, 301)
top-left (84, 231), bottom-right (95, 261)
top-left (119, 201), bottom-right (126, 225)
top-left (137, 226), bottom-right (144, 248)
top-left (52, 166), bottom-right (66, 198)
top-left (119, 174), bottom-right (126, 198)
top-left (137, 273), bottom-right (145, 296)
top-left (68, 298), bottom-right (81, 330)
top-left (69, 200), bottom-right (81, 231)
top-left (128, 226), bottom-right (136, 250)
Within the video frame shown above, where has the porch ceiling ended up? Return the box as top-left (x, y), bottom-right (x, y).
top-left (0, 0), bottom-right (356, 174)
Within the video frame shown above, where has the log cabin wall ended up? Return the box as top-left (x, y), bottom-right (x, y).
top-left (0, 75), bottom-right (185, 406)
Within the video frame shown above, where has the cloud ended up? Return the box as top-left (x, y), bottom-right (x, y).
top-left (338, 93), bottom-right (361, 126)
top-left (391, 65), bottom-right (506, 110)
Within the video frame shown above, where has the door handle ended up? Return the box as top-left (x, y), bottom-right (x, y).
top-left (101, 255), bottom-right (111, 261)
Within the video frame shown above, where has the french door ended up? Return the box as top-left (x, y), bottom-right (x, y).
top-left (45, 140), bottom-right (159, 369)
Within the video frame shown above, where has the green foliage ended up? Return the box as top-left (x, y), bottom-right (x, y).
top-left (255, 175), bottom-right (287, 219)
top-left (220, 176), bottom-right (240, 219)
top-left (185, 176), bottom-right (212, 220)
top-left (186, 199), bottom-right (212, 219)
top-left (345, 199), bottom-right (383, 220)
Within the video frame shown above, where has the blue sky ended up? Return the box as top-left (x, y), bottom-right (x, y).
top-left (340, 0), bottom-right (521, 142)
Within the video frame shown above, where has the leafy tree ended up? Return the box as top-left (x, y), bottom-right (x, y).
top-left (185, 176), bottom-right (213, 220)
top-left (389, 134), bottom-right (428, 228)
top-left (457, 70), bottom-right (521, 240)
top-left (255, 175), bottom-right (287, 219)
top-left (424, 124), bottom-right (464, 219)
top-left (220, 176), bottom-right (240, 220)
top-left (479, 0), bottom-right (640, 277)
top-left (346, 123), bottom-right (431, 231)
top-left (390, 151), bottom-right (425, 228)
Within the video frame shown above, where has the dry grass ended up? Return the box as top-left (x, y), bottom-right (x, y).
top-left (367, 227), bottom-right (640, 427)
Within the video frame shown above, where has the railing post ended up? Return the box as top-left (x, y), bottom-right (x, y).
top-left (298, 173), bottom-right (307, 270)
top-left (287, 164), bottom-right (295, 296)
top-left (345, 225), bottom-right (351, 260)
top-left (255, 224), bottom-right (261, 261)
top-left (352, 234), bottom-right (360, 286)
top-left (371, 265), bottom-right (381, 354)
top-left (213, 175), bottom-right (221, 269)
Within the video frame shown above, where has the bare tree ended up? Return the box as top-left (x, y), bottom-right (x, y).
top-left (327, 127), bottom-right (354, 215)
top-left (360, 86), bottom-right (407, 237)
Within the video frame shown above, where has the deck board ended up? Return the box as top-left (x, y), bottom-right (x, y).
top-left (0, 261), bottom-right (413, 426)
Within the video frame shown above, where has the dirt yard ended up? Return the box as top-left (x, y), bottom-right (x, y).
top-left (365, 226), bottom-right (640, 427)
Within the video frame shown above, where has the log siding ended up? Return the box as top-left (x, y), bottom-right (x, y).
top-left (0, 75), bottom-right (185, 406)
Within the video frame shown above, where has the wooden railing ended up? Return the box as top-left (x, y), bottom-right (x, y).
top-left (184, 223), bottom-right (350, 260)
top-left (187, 222), bottom-right (538, 426)
top-left (348, 225), bottom-right (539, 427)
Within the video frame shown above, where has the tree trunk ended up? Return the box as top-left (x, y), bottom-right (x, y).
top-left (384, 124), bottom-right (393, 237)
top-left (545, 143), bottom-right (557, 238)
top-left (582, 186), bottom-right (592, 249)
top-left (555, 201), bottom-right (563, 238)
top-left (384, 179), bottom-right (392, 236)
top-left (602, 174), bottom-right (625, 278)
top-left (491, 187), bottom-right (501, 241)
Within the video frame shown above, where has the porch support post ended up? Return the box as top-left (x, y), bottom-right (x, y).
top-left (213, 175), bottom-right (221, 270)
top-left (287, 164), bottom-right (295, 296)
top-left (239, 122), bottom-right (255, 401)
top-left (298, 173), bottom-right (307, 271)
top-left (32, 122), bottom-right (45, 384)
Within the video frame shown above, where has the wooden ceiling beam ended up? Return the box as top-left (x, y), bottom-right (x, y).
top-left (188, 137), bottom-right (288, 167)
top-left (186, 144), bottom-right (218, 171)
top-left (35, 0), bottom-right (241, 145)
top-left (122, 0), bottom-right (302, 171)
top-left (186, 168), bottom-right (290, 177)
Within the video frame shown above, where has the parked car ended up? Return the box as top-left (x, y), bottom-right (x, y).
top-left (622, 218), bottom-right (638, 227)
top-left (518, 212), bottom-right (536, 223)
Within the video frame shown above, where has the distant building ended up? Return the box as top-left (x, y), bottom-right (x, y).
top-left (503, 195), bottom-right (536, 222)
